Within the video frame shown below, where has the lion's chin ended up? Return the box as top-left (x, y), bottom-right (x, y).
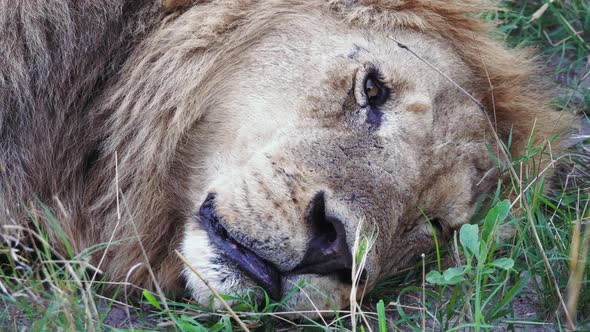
top-left (181, 221), bottom-right (361, 317)
top-left (279, 274), bottom-right (358, 315)
top-left (183, 265), bottom-right (358, 319)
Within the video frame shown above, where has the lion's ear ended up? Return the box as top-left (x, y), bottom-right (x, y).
top-left (162, 0), bottom-right (198, 12)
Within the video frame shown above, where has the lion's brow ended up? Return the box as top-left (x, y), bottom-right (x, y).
top-left (387, 36), bottom-right (485, 114)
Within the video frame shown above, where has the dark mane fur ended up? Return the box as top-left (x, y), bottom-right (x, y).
top-left (0, 0), bottom-right (161, 222)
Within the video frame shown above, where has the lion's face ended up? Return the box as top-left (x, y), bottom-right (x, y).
top-left (181, 17), bottom-right (496, 311)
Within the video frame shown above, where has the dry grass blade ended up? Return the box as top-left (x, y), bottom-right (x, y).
top-left (115, 196), bottom-right (170, 316)
top-left (421, 253), bottom-right (426, 332)
top-left (566, 193), bottom-right (590, 323)
top-left (286, 280), bottom-right (328, 326)
top-left (90, 151), bottom-right (122, 287)
top-left (124, 262), bottom-right (144, 331)
top-left (175, 250), bottom-right (251, 332)
top-left (387, 36), bottom-right (485, 112)
top-left (529, 0), bottom-right (556, 22)
top-left (350, 218), bottom-right (377, 332)
top-left (519, 164), bottom-right (574, 329)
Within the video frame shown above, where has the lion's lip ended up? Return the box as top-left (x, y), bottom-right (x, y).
top-left (198, 194), bottom-right (282, 300)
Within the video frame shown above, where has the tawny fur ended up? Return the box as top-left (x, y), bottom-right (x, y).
top-left (0, 0), bottom-right (578, 300)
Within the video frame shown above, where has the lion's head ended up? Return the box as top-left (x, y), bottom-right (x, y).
top-left (179, 18), bottom-right (498, 309)
top-left (2, 0), bottom-right (577, 314)
top-left (91, 0), bottom-right (575, 311)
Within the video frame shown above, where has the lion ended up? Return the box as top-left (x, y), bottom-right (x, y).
top-left (0, 0), bottom-right (581, 313)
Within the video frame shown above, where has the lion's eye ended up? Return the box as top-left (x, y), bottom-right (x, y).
top-left (363, 74), bottom-right (387, 107)
top-left (365, 78), bottom-right (380, 99)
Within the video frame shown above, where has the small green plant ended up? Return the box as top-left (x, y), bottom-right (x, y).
top-left (425, 200), bottom-right (516, 331)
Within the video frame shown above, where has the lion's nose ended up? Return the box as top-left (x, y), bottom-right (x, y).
top-left (292, 192), bottom-right (353, 280)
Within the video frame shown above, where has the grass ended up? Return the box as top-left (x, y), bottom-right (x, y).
top-left (1, 1), bottom-right (589, 331)
top-left (494, 0), bottom-right (590, 112)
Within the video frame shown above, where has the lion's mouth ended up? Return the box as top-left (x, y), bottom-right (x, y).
top-left (198, 194), bottom-right (282, 299)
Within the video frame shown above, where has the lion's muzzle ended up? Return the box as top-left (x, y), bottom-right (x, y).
top-left (198, 193), bottom-right (282, 299)
top-left (197, 192), bottom-right (357, 301)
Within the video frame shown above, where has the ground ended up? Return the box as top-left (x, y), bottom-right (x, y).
top-left (1, 1), bottom-right (589, 331)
